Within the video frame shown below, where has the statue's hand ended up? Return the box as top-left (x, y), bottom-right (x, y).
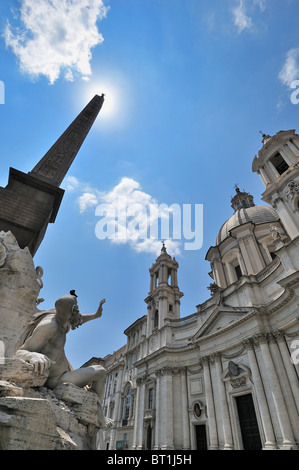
top-left (104, 417), bottom-right (114, 429)
top-left (95, 298), bottom-right (106, 318)
top-left (15, 350), bottom-right (55, 374)
top-left (29, 352), bottom-right (55, 374)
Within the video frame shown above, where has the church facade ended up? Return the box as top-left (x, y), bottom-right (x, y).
top-left (99, 129), bottom-right (299, 450)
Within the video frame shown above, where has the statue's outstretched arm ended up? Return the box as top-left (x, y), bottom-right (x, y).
top-left (80, 298), bottom-right (106, 325)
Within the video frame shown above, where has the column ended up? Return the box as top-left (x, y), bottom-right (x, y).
top-left (257, 333), bottom-right (297, 449)
top-left (248, 235), bottom-right (266, 272)
top-left (160, 367), bottom-right (174, 450)
top-left (154, 372), bottom-right (161, 449)
top-left (201, 356), bottom-right (218, 449)
top-left (110, 365), bottom-right (124, 450)
top-left (224, 262), bottom-right (236, 285)
top-left (132, 383), bottom-right (140, 450)
top-left (173, 269), bottom-right (178, 287)
top-left (214, 353), bottom-right (234, 449)
top-left (150, 274), bottom-right (154, 292)
top-left (275, 330), bottom-right (299, 411)
top-left (146, 305), bottom-right (152, 337)
top-left (243, 339), bottom-right (276, 449)
top-left (134, 377), bottom-right (146, 450)
top-left (238, 237), bottom-right (255, 275)
top-left (257, 167), bottom-right (271, 186)
top-left (280, 144), bottom-right (294, 166)
top-left (268, 333), bottom-right (299, 439)
top-left (181, 368), bottom-right (191, 449)
top-left (212, 258), bottom-right (227, 289)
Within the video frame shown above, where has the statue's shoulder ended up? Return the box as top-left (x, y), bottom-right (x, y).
top-left (38, 312), bottom-right (56, 326)
top-left (16, 310), bottom-right (58, 349)
top-left (32, 311), bottom-right (57, 333)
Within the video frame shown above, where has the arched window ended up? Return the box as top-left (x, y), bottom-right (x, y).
top-left (125, 386), bottom-right (131, 420)
top-left (121, 384), bottom-right (135, 426)
top-left (153, 309), bottom-right (159, 329)
top-left (270, 152), bottom-right (289, 176)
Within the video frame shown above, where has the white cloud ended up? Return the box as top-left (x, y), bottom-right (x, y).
top-left (232, 0), bottom-right (253, 33)
top-left (65, 175), bottom-right (80, 191)
top-left (78, 192), bottom-right (99, 213)
top-left (279, 48), bottom-right (299, 88)
top-left (96, 177), bottom-right (182, 255)
top-left (4, 0), bottom-right (109, 84)
top-left (66, 175), bottom-right (182, 256)
top-left (254, 0), bottom-right (266, 12)
top-left (232, 0), bottom-right (267, 34)
top-left (65, 175), bottom-right (102, 212)
top-left (133, 238), bottom-right (181, 257)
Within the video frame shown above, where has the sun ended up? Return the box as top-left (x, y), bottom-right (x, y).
top-left (84, 80), bottom-right (119, 120)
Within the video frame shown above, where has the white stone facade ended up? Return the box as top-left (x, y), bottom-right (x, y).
top-left (100, 130), bottom-right (299, 450)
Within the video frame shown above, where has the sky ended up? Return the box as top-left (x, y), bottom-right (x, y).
top-left (1, 0), bottom-right (299, 369)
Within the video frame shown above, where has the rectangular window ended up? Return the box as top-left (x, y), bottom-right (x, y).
top-left (148, 388), bottom-right (154, 409)
top-left (131, 393), bottom-right (135, 418)
top-left (120, 398), bottom-right (124, 420)
top-left (235, 264), bottom-right (242, 280)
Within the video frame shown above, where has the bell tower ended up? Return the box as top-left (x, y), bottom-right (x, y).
top-left (252, 130), bottom-right (299, 239)
top-left (145, 243), bottom-right (183, 337)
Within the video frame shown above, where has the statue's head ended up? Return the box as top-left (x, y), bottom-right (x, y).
top-left (55, 294), bottom-right (78, 317)
top-left (54, 294), bottom-right (82, 329)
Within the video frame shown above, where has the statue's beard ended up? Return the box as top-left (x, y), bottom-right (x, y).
top-left (70, 312), bottom-right (82, 330)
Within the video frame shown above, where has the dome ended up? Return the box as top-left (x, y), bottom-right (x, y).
top-left (216, 205), bottom-right (279, 245)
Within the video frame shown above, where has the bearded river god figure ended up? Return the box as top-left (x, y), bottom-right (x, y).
top-left (14, 293), bottom-right (111, 428)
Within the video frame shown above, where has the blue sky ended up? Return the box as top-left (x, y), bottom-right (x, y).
top-left (1, 0), bottom-right (299, 368)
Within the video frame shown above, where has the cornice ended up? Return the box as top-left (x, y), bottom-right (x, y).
top-left (192, 281), bottom-right (297, 345)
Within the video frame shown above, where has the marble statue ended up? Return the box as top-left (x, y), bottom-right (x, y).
top-left (14, 294), bottom-right (110, 427)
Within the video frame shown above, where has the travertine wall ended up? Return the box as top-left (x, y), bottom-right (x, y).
top-left (0, 231), bottom-right (42, 357)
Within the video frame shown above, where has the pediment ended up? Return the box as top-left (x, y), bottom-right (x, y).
top-left (192, 305), bottom-right (253, 341)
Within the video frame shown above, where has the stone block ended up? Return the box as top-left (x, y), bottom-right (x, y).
top-left (0, 396), bottom-right (57, 450)
top-left (53, 382), bottom-right (100, 427)
top-left (0, 358), bottom-right (49, 387)
top-left (53, 382), bottom-right (85, 404)
top-left (0, 380), bottom-right (23, 397)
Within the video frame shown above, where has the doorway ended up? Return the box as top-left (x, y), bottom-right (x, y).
top-left (146, 425), bottom-right (152, 450)
top-left (235, 394), bottom-right (262, 450)
top-left (195, 425), bottom-right (208, 450)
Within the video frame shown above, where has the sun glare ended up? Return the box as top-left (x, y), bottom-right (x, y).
top-left (84, 81), bottom-right (119, 120)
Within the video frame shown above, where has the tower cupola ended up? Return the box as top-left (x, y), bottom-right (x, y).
top-left (231, 186), bottom-right (255, 212)
top-left (144, 243), bottom-right (183, 336)
top-left (252, 129), bottom-right (299, 239)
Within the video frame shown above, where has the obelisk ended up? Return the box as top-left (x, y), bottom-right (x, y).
top-left (0, 94), bottom-right (104, 256)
